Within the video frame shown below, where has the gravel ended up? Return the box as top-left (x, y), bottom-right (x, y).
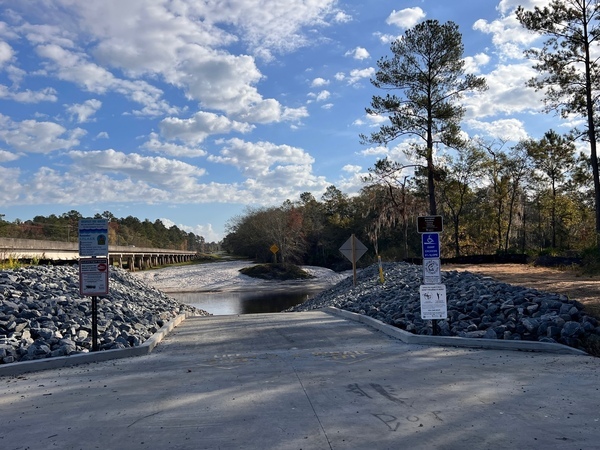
top-left (290, 262), bottom-right (600, 353)
top-left (0, 265), bottom-right (208, 364)
top-left (3, 261), bottom-right (600, 365)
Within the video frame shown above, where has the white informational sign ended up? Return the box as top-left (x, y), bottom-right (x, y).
top-left (79, 218), bottom-right (109, 257)
top-left (79, 257), bottom-right (109, 296)
top-left (419, 284), bottom-right (447, 320)
top-left (422, 258), bottom-right (442, 284)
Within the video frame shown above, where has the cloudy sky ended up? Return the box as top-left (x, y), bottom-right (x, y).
top-left (0, 0), bottom-right (566, 242)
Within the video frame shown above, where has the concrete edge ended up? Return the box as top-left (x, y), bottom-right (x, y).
top-left (322, 307), bottom-right (588, 356)
top-left (0, 313), bottom-right (188, 378)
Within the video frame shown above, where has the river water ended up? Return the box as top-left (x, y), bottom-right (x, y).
top-left (169, 290), bottom-right (316, 315)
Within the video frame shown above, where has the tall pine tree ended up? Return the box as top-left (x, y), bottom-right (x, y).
top-left (360, 19), bottom-right (486, 215)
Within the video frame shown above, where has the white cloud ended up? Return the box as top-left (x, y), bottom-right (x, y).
top-left (354, 113), bottom-right (387, 128)
top-left (209, 138), bottom-right (313, 179)
top-left (386, 7), bottom-right (426, 29)
top-left (342, 164), bottom-right (362, 173)
top-left (464, 63), bottom-right (544, 118)
top-left (311, 77), bottom-right (329, 87)
top-left (347, 67), bottom-right (375, 86)
top-left (359, 145), bottom-right (388, 157)
top-left (497, 0), bottom-right (548, 16)
top-left (160, 217), bottom-right (220, 242)
top-left (35, 43), bottom-right (176, 117)
top-left (312, 90), bottom-right (331, 102)
top-left (0, 41), bottom-right (14, 67)
top-left (66, 99), bottom-right (102, 123)
top-left (159, 111), bottom-right (254, 144)
top-left (205, 138), bottom-right (329, 202)
top-left (359, 141), bottom-right (418, 169)
top-left (463, 53), bottom-right (491, 74)
top-left (0, 85), bottom-right (57, 103)
top-left (0, 115), bottom-right (84, 153)
top-left (466, 118), bottom-right (529, 141)
top-left (142, 132), bottom-right (207, 158)
top-left (333, 11), bottom-right (353, 24)
top-left (374, 32), bottom-right (401, 45)
top-left (336, 164), bottom-right (368, 195)
top-left (7, 1), bottom-right (336, 124)
top-left (69, 149), bottom-right (206, 190)
top-left (345, 47), bottom-right (370, 60)
top-left (281, 106), bottom-right (309, 122)
top-left (0, 166), bottom-right (22, 203)
top-left (0, 149), bottom-right (19, 162)
top-left (96, 131), bottom-right (109, 139)
top-left (473, 8), bottom-right (541, 60)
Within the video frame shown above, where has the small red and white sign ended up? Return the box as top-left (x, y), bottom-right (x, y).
top-left (79, 257), bottom-right (109, 296)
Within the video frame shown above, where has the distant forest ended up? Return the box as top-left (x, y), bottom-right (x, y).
top-left (0, 210), bottom-right (218, 253)
top-left (223, 137), bottom-right (598, 270)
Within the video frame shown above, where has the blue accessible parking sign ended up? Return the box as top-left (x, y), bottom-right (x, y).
top-left (422, 233), bottom-right (440, 259)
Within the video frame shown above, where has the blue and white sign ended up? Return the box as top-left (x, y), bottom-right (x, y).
top-left (79, 218), bottom-right (109, 257)
top-left (421, 232), bottom-right (440, 259)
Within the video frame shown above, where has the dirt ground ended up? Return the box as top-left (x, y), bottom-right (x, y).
top-left (444, 263), bottom-right (600, 318)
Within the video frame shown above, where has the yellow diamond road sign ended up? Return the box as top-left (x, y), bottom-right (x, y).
top-left (270, 244), bottom-right (279, 254)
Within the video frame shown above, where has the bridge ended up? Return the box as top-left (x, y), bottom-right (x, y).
top-left (0, 238), bottom-right (197, 270)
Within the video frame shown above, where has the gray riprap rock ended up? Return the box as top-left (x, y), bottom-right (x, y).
top-left (0, 265), bottom-right (209, 365)
top-left (291, 262), bottom-right (600, 354)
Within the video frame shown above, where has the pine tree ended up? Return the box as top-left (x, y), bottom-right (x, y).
top-left (361, 19), bottom-right (486, 215)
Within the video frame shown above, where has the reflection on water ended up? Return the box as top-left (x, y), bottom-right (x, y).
top-left (170, 290), bottom-right (314, 315)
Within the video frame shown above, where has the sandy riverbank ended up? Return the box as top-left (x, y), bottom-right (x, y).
top-left (131, 260), bottom-right (351, 293)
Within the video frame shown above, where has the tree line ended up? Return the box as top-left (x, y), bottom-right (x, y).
top-left (0, 210), bottom-right (218, 253)
top-left (223, 134), bottom-right (595, 269)
top-left (225, 3), bottom-right (600, 268)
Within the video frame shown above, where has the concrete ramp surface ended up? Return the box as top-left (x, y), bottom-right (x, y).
top-left (1, 311), bottom-right (599, 449)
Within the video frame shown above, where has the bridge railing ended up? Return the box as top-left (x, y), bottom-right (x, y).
top-left (0, 237), bottom-right (197, 270)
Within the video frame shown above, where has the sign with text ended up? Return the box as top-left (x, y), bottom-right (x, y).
top-left (419, 284), bottom-right (447, 320)
top-left (79, 257), bottom-right (109, 296)
top-left (417, 215), bottom-right (443, 233)
top-left (421, 233), bottom-right (441, 259)
top-left (422, 258), bottom-right (441, 284)
top-left (79, 218), bottom-right (109, 257)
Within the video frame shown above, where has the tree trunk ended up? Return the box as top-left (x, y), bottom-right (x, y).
top-left (583, 19), bottom-right (600, 251)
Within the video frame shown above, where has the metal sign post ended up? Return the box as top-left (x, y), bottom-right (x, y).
top-left (339, 234), bottom-right (368, 286)
top-left (91, 296), bottom-right (98, 352)
top-left (78, 218), bottom-right (109, 352)
top-left (417, 216), bottom-right (446, 335)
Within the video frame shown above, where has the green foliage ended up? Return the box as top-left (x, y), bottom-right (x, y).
top-left (239, 263), bottom-right (314, 281)
top-left (0, 253), bottom-right (22, 269)
top-left (361, 19), bottom-right (487, 216)
top-left (516, 0), bottom-right (600, 244)
top-left (580, 247), bottom-right (600, 274)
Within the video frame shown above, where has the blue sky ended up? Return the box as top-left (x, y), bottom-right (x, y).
top-left (0, 0), bottom-right (568, 242)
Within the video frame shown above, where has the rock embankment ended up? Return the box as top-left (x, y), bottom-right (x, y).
top-left (0, 265), bottom-right (208, 364)
top-left (291, 262), bottom-right (600, 353)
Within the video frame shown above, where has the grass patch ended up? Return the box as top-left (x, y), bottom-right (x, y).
top-left (239, 263), bottom-right (315, 281)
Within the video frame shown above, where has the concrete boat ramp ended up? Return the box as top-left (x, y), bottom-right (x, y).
top-left (1, 310), bottom-right (600, 449)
